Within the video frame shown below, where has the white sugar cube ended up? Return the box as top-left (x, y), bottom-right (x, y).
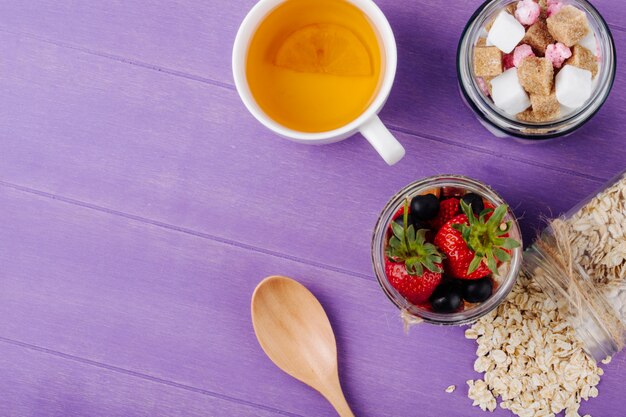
top-left (560, 105), bottom-right (576, 119)
top-left (578, 31), bottom-right (598, 56)
top-left (491, 68), bottom-right (531, 115)
top-left (555, 65), bottom-right (592, 108)
top-left (487, 11), bottom-right (526, 54)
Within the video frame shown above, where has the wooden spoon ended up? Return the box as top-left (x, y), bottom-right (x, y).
top-left (251, 276), bottom-right (355, 417)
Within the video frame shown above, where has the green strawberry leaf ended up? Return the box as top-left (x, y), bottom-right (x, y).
top-left (493, 247), bottom-right (511, 262)
top-left (415, 228), bottom-right (428, 244)
top-left (385, 198), bottom-right (445, 278)
top-left (391, 221), bottom-right (404, 240)
top-left (501, 238), bottom-right (521, 249)
top-left (405, 258), bottom-right (424, 276)
top-left (486, 205), bottom-right (507, 228)
top-left (479, 207), bottom-right (494, 217)
top-left (467, 254), bottom-right (483, 274)
top-left (422, 257), bottom-right (443, 273)
top-left (406, 224), bottom-right (416, 243)
top-left (454, 202), bottom-right (520, 278)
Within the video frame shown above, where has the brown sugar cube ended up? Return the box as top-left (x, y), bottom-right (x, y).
top-left (476, 37), bottom-right (487, 47)
top-left (530, 91), bottom-right (560, 119)
top-left (538, 0), bottom-right (548, 19)
top-left (506, 3), bottom-right (517, 15)
top-left (516, 108), bottom-right (558, 123)
top-left (517, 109), bottom-right (540, 122)
top-left (517, 107), bottom-right (560, 123)
top-left (566, 44), bottom-right (598, 78)
top-left (547, 5), bottom-right (590, 47)
top-left (474, 46), bottom-right (503, 77)
top-left (518, 57), bottom-right (554, 95)
top-left (523, 20), bottom-right (555, 56)
top-left (517, 91), bottom-right (561, 122)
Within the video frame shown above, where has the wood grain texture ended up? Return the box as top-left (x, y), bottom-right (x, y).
top-left (0, 0), bottom-right (625, 416)
top-left (0, 33), bottom-right (616, 280)
top-left (0, 341), bottom-right (298, 417)
top-left (0, 0), bottom-right (624, 178)
top-left (2, 186), bottom-right (624, 417)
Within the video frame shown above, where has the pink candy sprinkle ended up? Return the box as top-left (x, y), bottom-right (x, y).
top-left (477, 77), bottom-right (491, 97)
top-left (547, 1), bottom-right (563, 16)
top-left (545, 42), bottom-right (572, 68)
top-left (515, 0), bottom-right (541, 26)
top-left (503, 52), bottom-right (515, 70)
top-left (513, 44), bottom-right (536, 67)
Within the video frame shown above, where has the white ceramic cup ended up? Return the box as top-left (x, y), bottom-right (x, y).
top-left (232, 0), bottom-right (405, 165)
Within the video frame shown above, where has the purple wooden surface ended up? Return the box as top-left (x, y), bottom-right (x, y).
top-left (0, 34), bottom-right (617, 277)
top-left (2, 186), bottom-right (624, 417)
top-left (1, 0), bottom-right (624, 179)
top-left (0, 341), bottom-right (292, 417)
top-left (0, 1), bottom-right (625, 417)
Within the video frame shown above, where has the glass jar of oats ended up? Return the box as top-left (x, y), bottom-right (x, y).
top-left (524, 169), bottom-right (626, 362)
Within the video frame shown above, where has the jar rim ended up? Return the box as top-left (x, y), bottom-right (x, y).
top-left (457, 0), bottom-right (617, 140)
top-left (370, 175), bottom-right (524, 325)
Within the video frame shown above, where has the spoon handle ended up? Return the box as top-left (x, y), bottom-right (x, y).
top-left (321, 378), bottom-right (355, 417)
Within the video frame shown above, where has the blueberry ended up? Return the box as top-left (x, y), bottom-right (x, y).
top-left (410, 194), bottom-right (440, 220)
top-left (461, 193), bottom-right (485, 215)
top-left (411, 219), bottom-right (430, 231)
top-left (462, 277), bottom-right (493, 303)
top-left (429, 281), bottom-right (462, 313)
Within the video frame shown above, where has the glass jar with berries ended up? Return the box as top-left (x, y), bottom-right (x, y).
top-left (371, 175), bottom-right (523, 325)
top-left (457, 0), bottom-right (616, 140)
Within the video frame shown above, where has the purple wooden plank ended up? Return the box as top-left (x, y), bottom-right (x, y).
top-left (0, 34), bottom-right (617, 280)
top-left (0, 341), bottom-right (295, 417)
top-left (0, 0), bottom-right (623, 86)
top-left (1, 186), bottom-right (624, 417)
top-left (0, 1), bottom-right (624, 179)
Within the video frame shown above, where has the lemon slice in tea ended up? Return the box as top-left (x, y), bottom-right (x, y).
top-left (275, 23), bottom-right (373, 76)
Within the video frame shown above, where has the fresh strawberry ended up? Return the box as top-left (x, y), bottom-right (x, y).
top-left (441, 187), bottom-right (465, 198)
top-left (385, 199), bottom-right (444, 304)
top-left (393, 205), bottom-right (406, 219)
top-left (431, 198), bottom-right (459, 230)
top-left (384, 260), bottom-right (442, 305)
top-left (434, 200), bottom-right (520, 280)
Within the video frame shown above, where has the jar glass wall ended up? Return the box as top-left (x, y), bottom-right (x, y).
top-left (457, 0), bottom-right (616, 140)
top-left (525, 169), bottom-right (626, 361)
top-left (371, 175), bottom-right (523, 325)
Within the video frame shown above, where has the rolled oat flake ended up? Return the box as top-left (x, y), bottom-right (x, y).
top-left (525, 169), bottom-right (626, 361)
top-left (464, 170), bottom-right (625, 417)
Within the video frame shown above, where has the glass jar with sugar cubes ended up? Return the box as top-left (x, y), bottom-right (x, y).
top-left (457, 0), bottom-right (616, 140)
top-left (524, 169), bottom-right (626, 362)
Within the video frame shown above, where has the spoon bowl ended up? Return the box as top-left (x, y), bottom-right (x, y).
top-left (251, 276), bottom-right (354, 417)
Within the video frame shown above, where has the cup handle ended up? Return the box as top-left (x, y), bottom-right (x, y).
top-left (359, 116), bottom-right (405, 166)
